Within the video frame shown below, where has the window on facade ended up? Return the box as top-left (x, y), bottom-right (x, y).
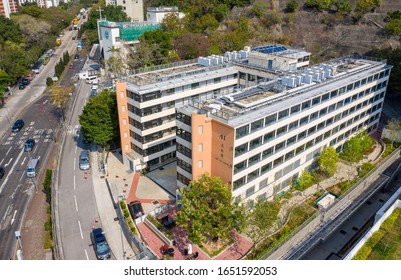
top-left (260, 179), bottom-right (268, 189)
top-left (198, 125), bottom-right (203, 134)
top-left (310, 111), bottom-right (318, 121)
top-left (245, 185), bottom-right (256, 197)
top-left (322, 93), bottom-right (330, 102)
top-left (342, 110), bottom-right (349, 118)
top-left (334, 113), bottom-right (341, 122)
top-left (273, 156), bottom-right (284, 167)
top-left (326, 117), bottom-right (334, 126)
top-left (198, 160), bottom-right (203, 168)
top-left (250, 137), bottom-right (262, 150)
top-left (235, 143), bottom-right (248, 157)
top-left (236, 125), bottom-right (249, 139)
top-left (328, 104), bottom-right (336, 113)
top-left (233, 177), bottom-right (246, 190)
top-left (265, 114), bottom-right (277, 126)
top-left (277, 125), bottom-right (287, 137)
top-left (312, 96), bottom-right (321, 106)
top-left (315, 135), bottom-right (323, 144)
top-left (274, 169), bottom-right (283, 180)
top-left (330, 90), bottom-right (338, 98)
top-left (296, 144), bottom-right (305, 155)
top-left (234, 160), bottom-right (247, 174)
top-left (339, 86), bottom-right (346, 95)
top-left (352, 94), bottom-right (358, 102)
top-left (291, 104), bottom-right (301, 115)
top-left (285, 151), bottom-right (294, 160)
top-left (354, 80), bottom-right (361, 89)
top-left (317, 121), bottom-right (325, 130)
top-left (191, 82), bottom-right (200, 89)
top-left (287, 136), bottom-right (297, 146)
top-left (263, 131), bottom-right (275, 143)
top-left (300, 116), bottom-right (309, 126)
top-left (305, 140), bottom-right (314, 149)
top-left (214, 77), bottom-right (221, 83)
top-left (284, 163), bottom-right (293, 174)
top-left (288, 120), bottom-right (299, 131)
top-left (302, 100), bottom-right (311, 110)
top-left (307, 126), bottom-right (316, 135)
top-left (298, 131), bottom-right (306, 140)
top-left (319, 108), bottom-right (327, 117)
top-left (262, 147), bottom-right (273, 159)
top-left (275, 141), bottom-right (285, 152)
top-left (278, 109), bottom-right (289, 120)
top-left (346, 83), bottom-right (353, 92)
top-left (261, 162), bottom-right (272, 174)
top-left (198, 143), bottom-right (203, 152)
top-left (248, 154), bottom-right (260, 166)
top-left (251, 119), bottom-right (264, 133)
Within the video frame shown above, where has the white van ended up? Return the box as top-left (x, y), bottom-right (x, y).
top-left (26, 158), bottom-right (40, 178)
top-left (86, 76), bottom-right (98, 84)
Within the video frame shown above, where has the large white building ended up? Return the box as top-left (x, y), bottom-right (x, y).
top-left (114, 45), bottom-right (391, 203)
top-left (114, 45), bottom-right (311, 171)
top-left (146, 6), bottom-right (184, 24)
top-left (175, 55), bottom-right (391, 204)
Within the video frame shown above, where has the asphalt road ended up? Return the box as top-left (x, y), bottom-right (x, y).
top-left (0, 93), bottom-right (59, 260)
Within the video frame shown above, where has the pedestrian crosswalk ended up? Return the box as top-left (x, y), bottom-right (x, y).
top-left (67, 124), bottom-right (80, 136)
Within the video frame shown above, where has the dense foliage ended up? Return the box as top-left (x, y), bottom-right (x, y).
top-left (79, 89), bottom-right (119, 147)
top-left (340, 130), bottom-right (374, 162)
top-left (176, 174), bottom-right (246, 245)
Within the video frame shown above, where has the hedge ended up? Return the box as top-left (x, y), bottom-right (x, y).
top-left (353, 245), bottom-right (372, 260)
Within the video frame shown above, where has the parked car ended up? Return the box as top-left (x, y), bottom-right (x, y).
top-left (24, 139), bottom-right (35, 152)
top-left (79, 150), bottom-right (90, 170)
top-left (69, 63), bottom-right (75, 69)
top-left (74, 54), bottom-right (79, 60)
top-left (0, 167), bottom-right (4, 179)
top-left (22, 78), bottom-right (30, 85)
top-left (72, 35), bottom-right (77, 40)
top-left (19, 84), bottom-right (25, 90)
top-left (128, 201), bottom-right (144, 220)
top-left (12, 119), bottom-right (24, 132)
top-left (90, 88), bottom-right (97, 97)
top-left (91, 228), bottom-right (111, 260)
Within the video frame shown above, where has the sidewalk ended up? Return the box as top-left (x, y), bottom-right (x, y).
top-left (91, 150), bottom-right (139, 259)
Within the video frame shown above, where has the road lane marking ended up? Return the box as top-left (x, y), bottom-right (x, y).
top-left (5, 147), bottom-right (12, 156)
top-left (75, 145), bottom-right (77, 154)
top-left (33, 145), bottom-right (38, 153)
top-left (0, 149), bottom-right (23, 195)
top-left (21, 157), bottom-right (26, 166)
top-left (74, 158), bottom-right (76, 171)
top-left (85, 249), bottom-right (89, 260)
top-left (19, 171), bottom-right (24, 182)
top-left (11, 210), bottom-right (17, 225)
top-left (43, 100), bottom-right (48, 105)
top-left (0, 159), bottom-right (4, 165)
top-left (78, 220), bottom-right (84, 239)
top-left (74, 195), bottom-right (78, 212)
top-left (74, 175), bottom-right (76, 190)
top-left (4, 158), bottom-right (13, 167)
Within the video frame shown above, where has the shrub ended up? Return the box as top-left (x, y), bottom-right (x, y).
top-left (380, 211), bottom-right (399, 232)
top-left (46, 77), bottom-right (54, 87)
top-left (123, 209), bottom-right (130, 218)
top-left (353, 245), bottom-right (372, 260)
top-left (366, 230), bottom-right (385, 247)
top-left (120, 200), bottom-right (126, 210)
top-left (359, 162), bottom-right (375, 178)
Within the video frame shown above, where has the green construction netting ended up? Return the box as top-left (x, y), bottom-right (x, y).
top-left (118, 24), bottom-right (161, 41)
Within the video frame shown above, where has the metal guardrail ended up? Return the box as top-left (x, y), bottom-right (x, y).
top-left (260, 145), bottom-right (401, 260)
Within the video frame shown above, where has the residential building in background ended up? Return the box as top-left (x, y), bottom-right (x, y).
top-left (0, 0), bottom-right (60, 18)
top-left (175, 55), bottom-right (390, 204)
top-left (105, 0), bottom-right (144, 22)
top-left (146, 6), bottom-right (184, 24)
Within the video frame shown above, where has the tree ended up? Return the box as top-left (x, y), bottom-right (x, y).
top-left (333, 0), bottom-right (352, 14)
top-left (293, 169), bottom-right (315, 191)
top-left (247, 199), bottom-right (280, 244)
top-left (305, 0), bottom-right (332, 10)
top-left (175, 174), bottom-right (246, 245)
top-left (286, 0), bottom-right (300, 13)
top-left (194, 14), bottom-right (219, 34)
top-left (341, 136), bottom-right (363, 162)
top-left (172, 32), bottom-right (210, 60)
top-left (79, 89), bottom-right (119, 147)
top-left (252, 2), bottom-right (268, 18)
top-left (317, 147), bottom-right (339, 177)
top-left (355, 0), bottom-right (381, 18)
top-left (212, 4), bottom-right (230, 22)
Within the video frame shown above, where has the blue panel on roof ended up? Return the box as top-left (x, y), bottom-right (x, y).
top-left (252, 45), bottom-right (287, 54)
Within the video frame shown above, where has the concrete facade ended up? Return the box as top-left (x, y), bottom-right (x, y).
top-left (176, 55), bottom-right (391, 203)
top-left (106, 0), bottom-right (144, 22)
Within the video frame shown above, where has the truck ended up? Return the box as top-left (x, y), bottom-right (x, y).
top-left (73, 24), bottom-right (78, 30)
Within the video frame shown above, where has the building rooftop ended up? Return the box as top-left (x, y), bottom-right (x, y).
top-left (185, 55), bottom-right (388, 127)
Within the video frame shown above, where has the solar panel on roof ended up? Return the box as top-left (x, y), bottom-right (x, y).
top-left (252, 45), bottom-right (288, 54)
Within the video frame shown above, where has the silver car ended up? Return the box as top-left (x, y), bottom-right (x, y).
top-left (79, 150), bottom-right (90, 170)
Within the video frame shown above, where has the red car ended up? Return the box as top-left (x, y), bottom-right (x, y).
top-left (69, 64), bottom-right (75, 69)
